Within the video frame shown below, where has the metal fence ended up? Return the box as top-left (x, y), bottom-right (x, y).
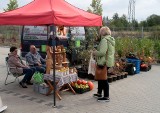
top-left (110, 27), bottom-right (160, 39)
top-left (0, 26), bottom-right (159, 46)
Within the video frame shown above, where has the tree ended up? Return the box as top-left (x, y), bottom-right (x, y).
top-left (139, 14), bottom-right (160, 27)
top-left (88, 0), bottom-right (103, 15)
top-left (147, 14), bottom-right (160, 27)
top-left (103, 16), bottom-right (110, 26)
top-left (85, 0), bottom-right (103, 43)
top-left (110, 13), bottom-right (128, 28)
top-left (120, 14), bottom-right (128, 27)
top-left (103, 16), bottom-right (106, 26)
top-left (4, 0), bottom-right (18, 12)
top-left (139, 20), bottom-right (148, 27)
top-left (112, 13), bottom-right (119, 20)
top-left (133, 20), bottom-right (139, 27)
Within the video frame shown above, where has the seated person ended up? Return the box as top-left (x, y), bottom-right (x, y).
top-left (25, 45), bottom-right (46, 73)
top-left (8, 46), bottom-right (36, 88)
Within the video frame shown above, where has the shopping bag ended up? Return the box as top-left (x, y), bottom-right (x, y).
top-left (88, 53), bottom-right (96, 75)
top-left (33, 72), bottom-right (44, 84)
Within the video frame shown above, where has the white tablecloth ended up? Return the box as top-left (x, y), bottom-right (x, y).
top-left (43, 73), bottom-right (78, 88)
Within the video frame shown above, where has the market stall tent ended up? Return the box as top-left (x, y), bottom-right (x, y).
top-left (0, 0), bottom-right (102, 107)
top-left (0, 0), bottom-right (102, 26)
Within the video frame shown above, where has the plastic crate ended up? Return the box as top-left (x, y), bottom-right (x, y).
top-left (39, 84), bottom-right (49, 95)
top-left (127, 58), bottom-right (140, 74)
top-left (33, 83), bottom-right (39, 93)
top-left (33, 83), bottom-right (50, 95)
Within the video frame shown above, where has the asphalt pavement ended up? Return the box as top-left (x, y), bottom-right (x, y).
top-left (0, 47), bottom-right (160, 113)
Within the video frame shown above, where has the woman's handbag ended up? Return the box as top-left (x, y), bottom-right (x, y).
top-left (95, 65), bottom-right (107, 80)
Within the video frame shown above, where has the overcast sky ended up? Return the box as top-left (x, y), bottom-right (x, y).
top-left (0, 0), bottom-right (159, 22)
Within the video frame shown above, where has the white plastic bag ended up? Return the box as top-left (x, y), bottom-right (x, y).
top-left (88, 53), bottom-right (96, 76)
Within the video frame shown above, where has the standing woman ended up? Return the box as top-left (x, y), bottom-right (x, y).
top-left (92, 26), bottom-right (115, 102)
top-left (46, 37), bottom-right (53, 74)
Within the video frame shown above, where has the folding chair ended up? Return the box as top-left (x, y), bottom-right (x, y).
top-left (4, 57), bottom-right (23, 85)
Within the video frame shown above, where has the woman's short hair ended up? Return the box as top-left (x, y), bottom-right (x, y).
top-left (99, 26), bottom-right (111, 36)
top-left (10, 46), bottom-right (17, 52)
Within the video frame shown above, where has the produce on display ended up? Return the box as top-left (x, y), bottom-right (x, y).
top-left (71, 79), bottom-right (94, 94)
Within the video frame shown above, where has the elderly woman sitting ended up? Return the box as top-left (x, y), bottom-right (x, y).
top-left (8, 46), bottom-right (36, 88)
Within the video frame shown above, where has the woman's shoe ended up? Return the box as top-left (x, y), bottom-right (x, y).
top-left (93, 94), bottom-right (102, 98)
top-left (19, 82), bottom-right (28, 88)
top-left (97, 97), bottom-right (110, 102)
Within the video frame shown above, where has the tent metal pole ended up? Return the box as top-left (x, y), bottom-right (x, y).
top-left (47, 26), bottom-right (49, 40)
top-left (52, 25), bottom-right (56, 107)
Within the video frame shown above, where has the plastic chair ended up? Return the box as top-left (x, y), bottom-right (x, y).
top-left (4, 57), bottom-right (23, 85)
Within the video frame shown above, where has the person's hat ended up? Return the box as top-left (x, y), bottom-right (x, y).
top-left (0, 96), bottom-right (7, 112)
